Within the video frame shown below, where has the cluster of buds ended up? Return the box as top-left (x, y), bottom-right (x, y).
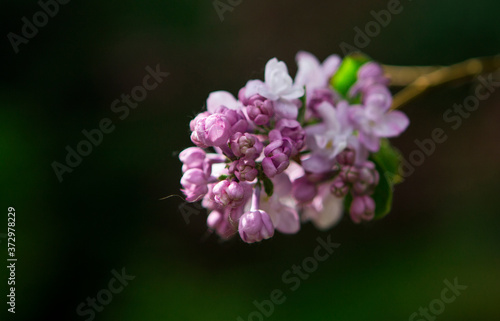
top-left (179, 52), bottom-right (409, 243)
top-left (330, 149), bottom-right (379, 223)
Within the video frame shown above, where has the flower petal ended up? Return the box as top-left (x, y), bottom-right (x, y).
top-left (243, 80), bottom-right (264, 98)
top-left (322, 54), bottom-right (341, 78)
top-left (274, 99), bottom-right (299, 119)
top-left (281, 87), bottom-right (305, 100)
top-left (360, 132), bottom-right (380, 152)
top-left (295, 51), bottom-right (321, 87)
top-left (373, 111), bottom-right (410, 137)
top-left (273, 206), bottom-right (300, 234)
top-left (258, 86), bottom-right (279, 101)
top-left (312, 194), bottom-right (344, 230)
top-left (207, 91), bottom-right (239, 113)
top-left (302, 154), bottom-right (335, 173)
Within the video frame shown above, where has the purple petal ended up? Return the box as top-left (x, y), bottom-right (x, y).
top-left (322, 54), bottom-right (341, 78)
top-left (360, 133), bottom-right (380, 152)
top-left (349, 106), bottom-right (367, 125)
top-left (358, 62), bottom-right (384, 79)
top-left (364, 85), bottom-right (392, 112)
top-left (274, 207), bottom-right (300, 234)
top-left (373, 111), bottom-right (410, 137)
top-left (262, 157), bottom-right (278, 177)
top-left (274, 100), bottom-right (298, 119)
top-left (302, 154), bottom-right (335, 173)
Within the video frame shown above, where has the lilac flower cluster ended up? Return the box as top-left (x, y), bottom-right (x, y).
top-left (179, 52), bottom-right (409, 243)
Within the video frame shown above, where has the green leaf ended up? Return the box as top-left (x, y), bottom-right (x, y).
top-left (371, 139), bottom-right (403, 184)
top-left (297, 87), bottom-right (307, 124)
top-left (262, 176), bottom-right (274, 197)
top-left (330, 53), bottom-right (370, 98)
top-left (371, 164), bottom-right (393, 219)
top-left (369, 140), bottom-right (403, 219)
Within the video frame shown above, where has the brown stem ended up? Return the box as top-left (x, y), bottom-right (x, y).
top-left (382, 55), bottom-right (500, 110)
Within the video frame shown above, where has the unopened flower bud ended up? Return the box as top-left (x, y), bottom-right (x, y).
top-left (247, 100), bottom-right (274, 126)
top-left (212, 180), bottom-right (245, 207)
top-left (262, 131), bottom-right (293, 178)
top-left (276, 119), bottom-right (305, 155)
top-left (350, 195), bottom-right (375, 223)
top-left (207, 208), bottom-right (240, 240)
top-left (230, 133), bottom-right (263, 160)
top-left (195, 113), bottom-right (232, 147)
top-left (180, 168), bottom-right (208, 202)
top-left (179, 147), bottom-right (206, 172)
top-left (340, 166), bottom-right (359, 183)
top-left (238, 210), bottom-right (274, 243)
top-left (230, 159), bottom-right (258, 182)
top-left (353, 161), bottom-right (379, 195)
top-left (331, 176), bottom-right (349, 197)
top-left (336, 149), bottom-right (355, 166)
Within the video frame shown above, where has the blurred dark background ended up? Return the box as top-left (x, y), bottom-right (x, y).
top-left (1, 0), bottom-right (499, 320)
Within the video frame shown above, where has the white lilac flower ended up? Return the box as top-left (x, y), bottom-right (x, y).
top-left (251, 58), bottom-right (305, 119)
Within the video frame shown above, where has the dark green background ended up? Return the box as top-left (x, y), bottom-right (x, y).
top-left (1, 0), bottom-right (499, 320)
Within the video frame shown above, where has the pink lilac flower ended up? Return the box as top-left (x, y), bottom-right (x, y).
top-left (180, 168), bottom-right (209, 202)
top-left (229, 158), bottom-right (258, 182)
top-left (246, 99), bottom-right (274, 126)
top-left (179, 147), bottom-right (206, 173)
top-left (352, 161), bottom-right (379, 195)
top-left (239, 186), bottom-right (275, 243)
top-left (194, 113), bottom-right (232, 147)
top-left (349, 62), bottom-right (390, 97)
top-left (179, 53), bottom-right (410, 243)
top-left (303, 183), bottom-right (344, 230)
top-left (275, 119), bottom-right (305, 155)
top-left (230, 133), bottom-right (263, 159)
top-left (307, 88), bottom-right (337, 114)
top-left (262, 131), bottom-right (293, 178)
top-left (330, 176), bottom-right (349, 198)
top-left (350, 195), bottom-right (375, 223)
top-left (239, 210), bottom-right (274, 243)
top-left (302, 101), bottom-right (356, 173)
top-left (295, 51), bottom-right (341, 91)
top-left (218, 107), bottom-right (249, 134)
top-left (238, 80), bottom-right (264, 105)
top-left (212, 180), bottom-right (245, 208)
top-left (259, 173), bottom-right (300, 234)
top-left (292, 176), bottom-right (318, 203)
top-left (207, 207), bottom-right (241, 239)
top-left (349, 85), bottom-right (409, 152)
